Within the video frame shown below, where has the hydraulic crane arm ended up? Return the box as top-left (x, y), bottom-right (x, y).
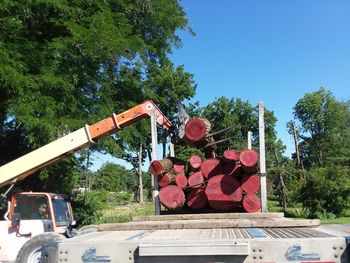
top-left (0, 100), bottom-right (171, 188)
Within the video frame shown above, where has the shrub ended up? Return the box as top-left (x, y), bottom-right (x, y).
top-left (299, 166), bottom-right (350, 218)
top-left (72, 190), bottom-right (108, 226)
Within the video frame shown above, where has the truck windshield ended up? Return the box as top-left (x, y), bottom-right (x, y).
top-left (52, 198), bottom-right (72, 227)
top-left (13, 194), bottom-right (50, 220)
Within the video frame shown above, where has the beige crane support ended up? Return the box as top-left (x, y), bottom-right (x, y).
top-left (0, 100), bottom-right (171, 189)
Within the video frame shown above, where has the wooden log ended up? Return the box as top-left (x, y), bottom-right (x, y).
top-left (223, 149), bottom-right (240, 162)
top-left (200, 158), bottom-right (224, 178)
top-left (149, 158), bottom-right (173, 176)
top-left (205, 174), bottom-right (242, 211)
top-left (239, 149), bottom-right (259, 174)
top-left (241, 174), bottom-right (260, 194)
top-left (223, 162), bottom-right (240, 176)
top-left (169, 157), bottom-right (186, 174)
top-left (159, 185), bottom-right (185, 210)
top-left (242, 194), bottom-right (261, 213)
top-left (184, 118), bottom-right (211, 142)
top-left (188, 155), bottom-right (202, 170)
top-left (186, 188), bottom-right (208, 210)
top-left (175, 174), bottom-right (188, 189)
top-left (158, 174), bottom-right (170, 187)
top-left (188, 171), bottom-right (205, 188)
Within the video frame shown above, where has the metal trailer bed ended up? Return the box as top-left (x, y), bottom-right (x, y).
top-left (44, 221), bottom-right (349, 263)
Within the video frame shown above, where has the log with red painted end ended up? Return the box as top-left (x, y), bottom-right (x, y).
top-left (186, 188), bottom-right (208, 210)
top-left (239, 149), bottom-right (259, 174)
top-left (242, 194), bottom-right (261, 213)
top-left (184, 118), bottom-right (211, 142)
top-left (188, 155), bottom-right (202, 170)
top-left (169, 157), bottom-right (186, 174)
top-left (205, 174), bottom-right (242, 211)
top-left (159, 185), bottom-right (185, 210)
top-left (188, 171), bottom-right (205, 188)
top-left (241, 174), bottom-right (260, 194)
top-left (149, 158), bottom-right (173, 176)
top-left (223, 149), bottom-right (240, 162)
top-left (200, 158), bottom-right (224, 178)
top-left (175, 174), bottom-right (188, 189)
top-left (158, 174), bottom-right (170, 187)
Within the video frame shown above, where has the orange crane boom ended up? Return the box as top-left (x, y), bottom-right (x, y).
top-left (0, 100), bottom-right (171, 188)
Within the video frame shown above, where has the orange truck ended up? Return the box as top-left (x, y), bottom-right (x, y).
top-left (0, 100), bottom-right (171, 263)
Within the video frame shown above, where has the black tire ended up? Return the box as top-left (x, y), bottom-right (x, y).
top-left (16, 232), bottom-right (65, 263)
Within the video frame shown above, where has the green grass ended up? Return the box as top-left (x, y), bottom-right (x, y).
top-left (97, 201), bottom-right (154, 224)
top-left (97, 197), bottom-right (350, 225)
top-left (320, 217), bottom-right (350, 224)
top-left (267, 197), bottom-right (350, 224)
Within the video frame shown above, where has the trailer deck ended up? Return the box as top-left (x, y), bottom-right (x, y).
top-left (45, 213), bottom-right (350, 263)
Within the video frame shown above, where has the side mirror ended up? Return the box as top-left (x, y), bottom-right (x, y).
top-left (11, 212), bottom-right (21, 228)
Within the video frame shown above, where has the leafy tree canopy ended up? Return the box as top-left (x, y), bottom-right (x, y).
top-left (0, 0), bottom-right (196, 192)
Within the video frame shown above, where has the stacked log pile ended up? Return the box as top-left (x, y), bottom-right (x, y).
top-left (150, 149), bottom-right (261, 213)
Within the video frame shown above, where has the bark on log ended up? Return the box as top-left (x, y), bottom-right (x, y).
top-left (241, 174), bottom-right (260, 194)
top-left (149, 158), bottom-right (173, 176)
top-left (200, 158), bottom-right (224, 178)
top-left (242, 194), bottom-right (261, 213)
top-left (188, 171), bottom-right (205, 188)
top-left (239, 149), bottom-right (259, 174)
top-left (186, 188), bottom-right (208, 210)
top-left (159, 185), bottom-right (185, 210)
top-left (205, 174), bottom-right (242, 211)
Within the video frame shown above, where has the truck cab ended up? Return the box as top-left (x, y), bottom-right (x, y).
top-left (8, 192), bottom-right (74, 234)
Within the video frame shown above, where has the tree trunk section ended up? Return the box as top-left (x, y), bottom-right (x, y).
top-left (159, 185), bottom-right (185, 210)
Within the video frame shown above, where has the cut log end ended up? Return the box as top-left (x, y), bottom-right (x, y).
top-left (175, 174), bottom-right (188, 189)
top-left (189, 155), bottom-right (202, 170)
top-left (184, 118), bottom-right (209, 142)
top-left (149, 160), bottom-right (162, 176)
top-left (223, 149), bottom-right (240, 162)
top-left (159, 185), bottom-right (185, 210)
top-left (188, 171), bottom-right (205, 188)
top-left (241, 174), bottom-right (260, 194)
top-left (239, 149), bottom-right (259, 167)
top-left (242, 194), bottom-right (261, 213)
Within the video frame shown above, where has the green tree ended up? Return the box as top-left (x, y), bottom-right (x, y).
top-left (299, 166), bottom-right (350, 218)
top-left (94, 163), bottom-right (137, 192)
top-left (0, 0), bottom-right (194, 193)
top-left (292, 88), bottom-right (350, 168)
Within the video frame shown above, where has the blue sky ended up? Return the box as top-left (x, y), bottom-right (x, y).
top-left (91, 1), bottom-right (349, 170)
top-left (170, 0), bottom-right (350, 156)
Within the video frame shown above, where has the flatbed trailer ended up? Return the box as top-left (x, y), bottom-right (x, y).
top-left (43, 213), bottom-right (350, 263)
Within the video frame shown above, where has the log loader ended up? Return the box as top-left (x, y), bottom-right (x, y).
top-left (0, 100), bottom-right (171, 263)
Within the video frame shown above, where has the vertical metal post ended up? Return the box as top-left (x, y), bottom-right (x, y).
top-left (258, 102), bottom-right (268, 213)
top-left (169, 142), bottom-right (175, 157)
top-left (151, 111), bottom-right (161, 215)
top-left (247, 131), bottom-right (252, 150)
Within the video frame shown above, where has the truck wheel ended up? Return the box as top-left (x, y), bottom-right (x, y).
top-left (78, 224), bottom-right (98, 235)
top-left (16, 232), bottom-right (65, 263)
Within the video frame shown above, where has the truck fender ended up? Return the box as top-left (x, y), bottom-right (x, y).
top-left (15, 232), bottom-right (65, 263)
